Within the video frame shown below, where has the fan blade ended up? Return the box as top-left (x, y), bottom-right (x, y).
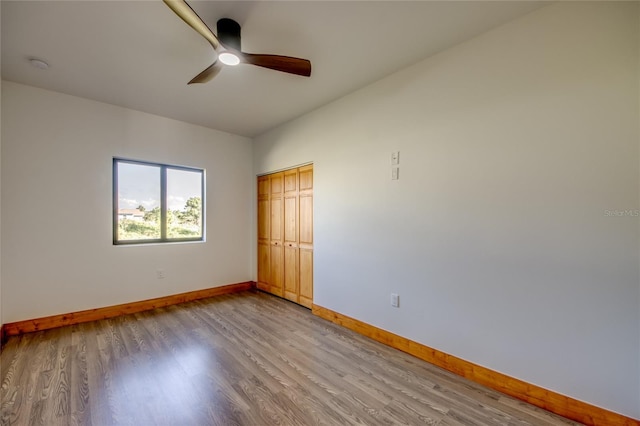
top-left (240, 53), bottom-right (311, 77)
top-left (163, 0), bottom-right (220, 50)
top-left (188, 61), bottom-right (223, 84)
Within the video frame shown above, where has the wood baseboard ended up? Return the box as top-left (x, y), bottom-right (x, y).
top-left (0, 325), bottom-right (6, 348)
top-left (1, 281), bottom-right (255, 342)
top-left (312, 304), bottom-right (639, 426)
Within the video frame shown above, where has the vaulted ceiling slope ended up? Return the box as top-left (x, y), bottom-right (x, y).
top-left (1, 1), bottom-right (545, 137)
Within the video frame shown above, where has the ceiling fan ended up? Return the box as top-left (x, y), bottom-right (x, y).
top-left (163, 0), bottom-right (312, 84)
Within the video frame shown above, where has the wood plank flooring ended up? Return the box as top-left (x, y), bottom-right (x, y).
top-left (1, 291), bottom-right (580, 425)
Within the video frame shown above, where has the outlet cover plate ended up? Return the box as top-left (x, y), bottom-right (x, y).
top-left (391, 293), bottom-right (399, 307)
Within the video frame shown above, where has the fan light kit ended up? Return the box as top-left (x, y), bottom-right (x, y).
top-left (163, 0), bottom-right (311, 83)
top-left (218, 52), bottom-right (240, 66)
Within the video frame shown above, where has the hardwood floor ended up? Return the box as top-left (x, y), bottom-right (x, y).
top-left (1, 291), bottom-right (579, 425)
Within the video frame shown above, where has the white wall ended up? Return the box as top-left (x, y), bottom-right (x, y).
top-left (254, 2), bottom-right (639, 419)
top-left (1, 4), bottom-right (4, 331)
top-left (0, 77), bottom-right (2, 331)
top-left (1, 82), bottom-right (253, 323)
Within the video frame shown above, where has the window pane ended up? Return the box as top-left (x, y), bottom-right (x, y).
top-left (167, 168), bottom-right (203, 239)
top-left (117, 162), bottom-right (161, 241)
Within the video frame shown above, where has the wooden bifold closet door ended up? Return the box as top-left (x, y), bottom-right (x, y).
top-left (257, 165), bottom-right (313, 308)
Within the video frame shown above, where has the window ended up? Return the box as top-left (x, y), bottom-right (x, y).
top-left (113, 158), bottom-right (204, 244)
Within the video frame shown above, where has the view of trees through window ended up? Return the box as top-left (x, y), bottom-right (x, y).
top-left (114, 159), bottom-right (204, 243)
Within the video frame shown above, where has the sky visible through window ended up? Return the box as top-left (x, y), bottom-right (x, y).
top-left (167, 168), bottom-right (202, 211)
top-left (118, 163), bottom-right (201, 211)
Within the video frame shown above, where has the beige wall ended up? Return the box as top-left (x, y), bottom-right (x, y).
top-left (0, 77), bottom-right (2, 330)
top-left (1, 82), bottom-right (254, 323)
top-left (254, 2), bottom-right (640, 418)
top-left (1, 4), bottom-right (3, 330)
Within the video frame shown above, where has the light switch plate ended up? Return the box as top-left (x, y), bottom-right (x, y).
top-left (391, 151), bottom-right (400, 165)
top-left (391, 167), bottom-right (399, 180)
top-left (391, 293), bottom-right (399, 307)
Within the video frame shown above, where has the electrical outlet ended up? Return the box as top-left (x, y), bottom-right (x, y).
top-left (156, 269), bottom-right (165, 279)
top-left (390, 293), bottom-right (399, 307)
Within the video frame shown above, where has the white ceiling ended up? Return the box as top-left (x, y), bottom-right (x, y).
top-left (1, 1), bottom-right (545, 137)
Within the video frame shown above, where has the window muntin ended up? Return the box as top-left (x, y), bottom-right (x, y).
top-left (113, 158), bottom-right (204, 244)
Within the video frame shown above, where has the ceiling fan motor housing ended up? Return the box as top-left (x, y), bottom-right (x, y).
top-left (217, 18), bottom-right (241, 51)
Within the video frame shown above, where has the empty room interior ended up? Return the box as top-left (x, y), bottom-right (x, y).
top-left (1, 1), bottom-right (639, 425)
